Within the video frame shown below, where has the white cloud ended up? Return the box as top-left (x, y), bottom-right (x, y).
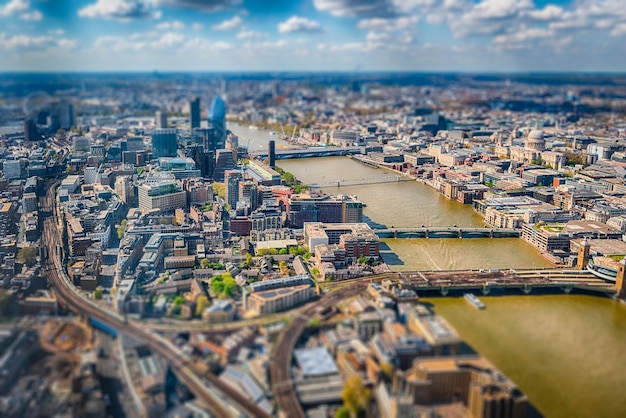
top-left (0, 0), bottom-right (28, 17)
top-left (0, 32), bottom-right (76, 50)
top-left (156, 20), bottom-right (185, 30)
top-left (236, 29), bottom-right (266, 40)
top-left (212, 15), bottom-right (242, 30)
top-left (0, 0), bottom-right (43, 21)
top-left (78, 0), bottom-right (161, 21)
top-left (525, 5), bottom-right (564, 21)
top-left (20, 9), bottom-right (41, 21)
top-left (358, 15), bottom-right (419, 31)
top-left (278, 16), bottom-right (323, 34)
top-left (314, 0), bottom-right (397, 18)
top-left (159, 0), bottom-right (241, 12)
top-left (94, 30), bottom-right (233, 53)
top-left (192, 22), bottom-right (203, 31)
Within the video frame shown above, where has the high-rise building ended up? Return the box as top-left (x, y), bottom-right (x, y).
top-left (268, 140), bottom-right (276, 168)
top-left (24, 119), bottom-right (38, 142)
top-left (152, 128), bottom-right (178, 158)
top-left (138, 181), bottom-right (186, 212)
top-left (155, 111), bottom-right (168, 129)
top-left (213, 149), bottom-right (237, 182)
top-left (84, 167), bottom-right (100, 185)
top-left (190, 97), bottom-right (201, 131)
top-left (59, 99), bottom-right (75, 130)
top-left (225, 170), bottom-right (242, 210)
top-left (208, 97), bottom-right (226, 149)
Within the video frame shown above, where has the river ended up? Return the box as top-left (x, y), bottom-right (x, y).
top-left (230, 123), bottom-right (624, 418)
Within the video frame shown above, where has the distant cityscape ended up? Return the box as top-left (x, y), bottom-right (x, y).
top-left (1, 72), bottom-right (626, 418)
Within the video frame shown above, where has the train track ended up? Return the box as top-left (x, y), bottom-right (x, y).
top-left (41, 180), bottom-right (269, 418)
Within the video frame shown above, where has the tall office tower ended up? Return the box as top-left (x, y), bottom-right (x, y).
top-left (190, 97), bottom-right (201, 131)
top-left (268, 140), bottom-right (276, 168)
top-left (239, 181), bottom-right (258, 211)
top-left (59, 99), bottom-right (75, 130)
top-left (208, 96), bottom-right (226, 149)
top-left (224, 170), bottom-right (242, 210)
top-left (24, 119), bottom-right (38, 141)
top-left (152, 128), bottom-right (178, 158)
top-left (213, 149), bottom-right (236, 182)
top-left (155, 110), bottom-right (168, 129)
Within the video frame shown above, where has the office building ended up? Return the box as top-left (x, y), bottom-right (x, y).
top-left (138, 181), bottom-right (187, 212)
top-left (152, 128), bottom-right (178, 158)
top-left (208, 96), bottom-right (226, 149)
top-left (83, 166), bottom-right (100, 185)
top-left (213, 149), bottom-right (236, 182)
top-left (155, 110), bottom-right (168, 129)
top-left (287, 194), bottom-right (363, 228)
top-left (58, 99), bottom-right (75, 130)
top-left (268, 140), bottom-right (276, 168)
top-left (23, 119), bottom-right (38, 142)
top-left (73, 136), bottom-right (91, 154)
top-left (3, 160), bottom-right (22, 180)
top-left (190, 97), bottom-right (201, 130)
top-left (245, 284), bottom-right (315, 316)
top-left (115, 175), bottom-right (135, 205)
top-left (225, 170), bottom-right (242, 209)
top-left (22, 192), bottom-right (37, 213)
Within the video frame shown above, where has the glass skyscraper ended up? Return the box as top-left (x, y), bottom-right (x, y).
top-left (208, 96), bottom-right (226, 149)
top-left (152, 128), bottom-right (178, 158)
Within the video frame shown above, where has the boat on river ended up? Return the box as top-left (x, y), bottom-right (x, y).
top-left (464, 293), bottom-right (485, 309)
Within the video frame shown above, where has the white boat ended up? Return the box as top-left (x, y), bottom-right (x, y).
top-left (464, 293), bottom-right (485, 309)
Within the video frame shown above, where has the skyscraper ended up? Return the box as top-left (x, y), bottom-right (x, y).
top-left (268, 140), bottom-right (276, 168)
top-left (190, 97), bottom-right (201, 131)
top-left (152, 128), bottom-right (178, 158)
top-left (208, 96), bottom-right (226, 149)
top-left (24, 119), bottom-right (38, 142)
top-left (155, 111), bottom-right (168, 129)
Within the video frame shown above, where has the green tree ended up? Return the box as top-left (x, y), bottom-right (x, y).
top-left (279, 248), bottom-right (288, 255)
top-left (200, 258), bottom-right (211, 269)
top-left (18, 246), bottom-right (37, 267)
top-left (279, 260), bottom-right (290, 276)
top-left (342, 375), bottom-right (372, 417)
top-left (173, 295), bottom-right (185, 306)
top-left (211, 275), bottom-right (225, 295)
top-left (357, 255), bottom-right (368, 264)
top-left (93, 289), bottom-right (103, 300)
top-left (117, 219), bottom-right (127, 239)
top-left (335, 407), bottom-right (350, 418)
top-left (310, 267), bottom-right (320, 279)
top-left (195, 295), bottom-right (209, 317)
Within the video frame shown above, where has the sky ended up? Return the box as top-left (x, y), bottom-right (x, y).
top-left (1, 0), bottom-right (626, 72)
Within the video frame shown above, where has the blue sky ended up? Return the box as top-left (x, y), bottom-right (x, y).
top-left (1, 0), bottom-right (625, 72)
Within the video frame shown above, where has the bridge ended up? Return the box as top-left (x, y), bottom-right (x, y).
top-left (254, 146), bottom-right (362, 160)
top-left (323, 268), bottom-right (616, 296)
top-left (309, 174), bottom-right (414, 188)
top-left (375, 227), bottom-right (520, 238)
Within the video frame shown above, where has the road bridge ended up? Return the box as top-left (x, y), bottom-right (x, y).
top-left (375, 227), bottom-right (520, 238)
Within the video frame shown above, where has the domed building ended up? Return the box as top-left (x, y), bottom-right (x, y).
top-left (525, 129), bottom-right (545, 151)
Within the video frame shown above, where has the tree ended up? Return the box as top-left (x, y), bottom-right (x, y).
top-left (335, 407), bottom-right (350, 418)
top-left (173, 295), bottom-right (185, 306)
top-left (279, 260), bottom-right (290, 276)
top-left (200, 258), bottom-right (211, 269)
top-left (117, 219), bottom-right (127, 239)
top-left (278, 248), bottom-right (288, 255)
top-left (310, 267), bottom-right (320, 279)
top-left (18, 246), bottom-right (36, 268)
top-left (357, 255), bottom-right (368, 265)
top-left (342, 375), bottom-right (372, 417)
top-left (93, 289), bottom-right (103, 300)
top-left (195, 295), bottom-right (209, 317)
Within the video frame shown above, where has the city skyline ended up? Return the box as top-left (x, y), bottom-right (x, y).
top-left (1, 0), bottom-right (626, 72)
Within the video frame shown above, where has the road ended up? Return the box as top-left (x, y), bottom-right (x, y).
top-left (40, 180), bottom-right (270, 418)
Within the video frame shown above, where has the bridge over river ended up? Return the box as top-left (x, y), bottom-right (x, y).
top-left (323, 268), bottom-right (616, 296)
top-left (308, 174), bottom-right (413, 188)
top-left (375, 227), bottom-right (520, 238)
